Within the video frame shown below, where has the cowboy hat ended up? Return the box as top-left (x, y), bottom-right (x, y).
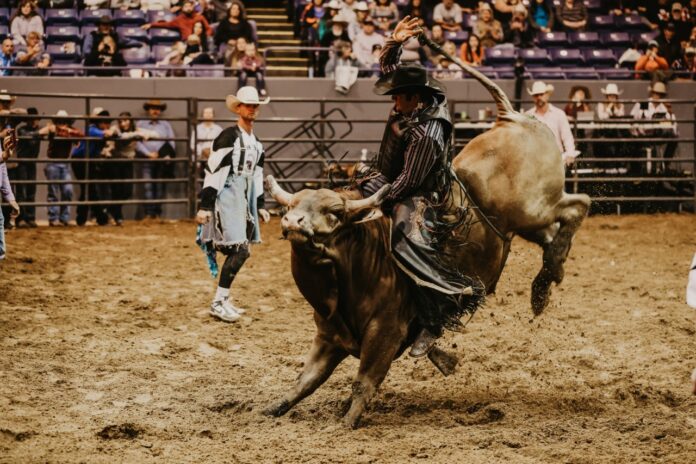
top-left (374, 63), bottom-right (445, 96)
top-left (648, 81), bottom-right (667, 95)
top-left (331, 13), bottom-right (349, 25)
top-left (354, 1), bottom-right (369, 12)
top-left (326, 0), bottom-right (342, 9)
top-left (98, 15), bottom-right (114, 25)
top-left (143, 99), bottom-right (167, 111)
top-left (600, 83), bottom-right (623, 95)
top-left (0, 89), bottom-right (15, 103)
top-left (527, 81), bottom-right (554, 96)
top-left (225, 86), bottom-right (270, 112)
top-left (52, 109), bottom-right (74, 125)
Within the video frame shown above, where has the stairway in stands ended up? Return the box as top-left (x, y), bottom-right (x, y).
top-left (248, 0), bottom-right (309, 77)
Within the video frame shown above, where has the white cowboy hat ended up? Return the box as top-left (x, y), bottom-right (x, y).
top-left (527, 81), bottom-right (554, 96)
top-left (649, 81), bottom-right (667, 95)
top-left (225, 86), bottom-right (270, 112)
top-left (0, 89), bottom-right (15, 102)
top-left (600, 83), bottom-right (623, 95)
top-left (326, 0), bottom-right (342, 9)
top-left (55, 110), bottom-right (69, 117)
top-left (354, 1), bottom-right (369, 12)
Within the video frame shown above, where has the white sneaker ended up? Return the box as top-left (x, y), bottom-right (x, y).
top-left (210, 300), bottom-right (241, 322)
top-left (223, 298), bottom-right (246, 315)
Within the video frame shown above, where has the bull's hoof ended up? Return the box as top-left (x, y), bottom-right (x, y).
top-left (531, 274), bottom-right (552, 316)
top-left (262, 400), bottom-right (291, 418)
top-left (427, 347), bottom-right (458, 376)
top-left (337, 398), bottom-right (352, 418)
top-left (342, 414), bottom-right (362, 429)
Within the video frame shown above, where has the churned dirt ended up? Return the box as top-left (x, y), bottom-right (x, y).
top-left (1, 214), bottom-right (695, 463)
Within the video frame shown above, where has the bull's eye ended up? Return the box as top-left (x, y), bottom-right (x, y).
top-left (326, 213), bottom-right (338, 227)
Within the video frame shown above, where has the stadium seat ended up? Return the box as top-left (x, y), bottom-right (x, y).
top-left (46, 43), bottom-right (81, 61)
top-left (550, 48), bottom-right (585, 66)
top-left (0, 24), bottom-right (8, 39)
top-left (80, 9), bottom-right (111, 26)
top-left (114, 9), bottom-right (147, 26)
top-left (45, 8), bottom-right (79, 26)
top-left (635, 30), bottom-right (660, 44)
top-left (602, 31), bottom-right (632, 48)
top-left (149, 28), bottom-right (180, 44)
top-left (569, 31), bottom-right (600, 47)
top-left (117, 26), bottom-right (149, 43)
top-left (81, 25), bottom-right (97, 38)
top-left (49, 63), bottom-right (84, 76)
top-left (484, 46), bottom-right (516, 66)
top-left (445, 29), bottom-right (468, 44)
top-left (529, 67), bottom-right (565, 80)
top-left (585, 49), bottom-right (617, 67)
top-left (46, 26), bottom-right (81, 44)
top-left (615, 14), bottom-right (649, 31)
top-left (519, 48), bottom-right (550, 67)
top-left (0, 8), bottom-right (9, 25)
top-left (583, 0), bottom-right (602, 12)
top-left (147, 10), bottom-right (175, 23)
top-left (539, 31), bottom-right (568, 48)
top-left (563, 67), bottom-right (600, 79)
top-left (589, 15), bottom-right (615, 30)
top-left (122, 45), bottom-right (151, 65)
top-left (152, 44), bottom-right (171, 62)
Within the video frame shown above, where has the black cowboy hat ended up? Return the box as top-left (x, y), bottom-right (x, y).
top-left (374, 63), bottom-right (445, 96)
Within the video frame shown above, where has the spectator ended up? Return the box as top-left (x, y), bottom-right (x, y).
top-left (182, 27), bottom-right (214, 64)
top-left (618, 39), bottom-right (643, 69)
top-left (84, 16), bottom-right (137, 56)
top-left (661, 2), bottom-right (690, 43)
top-left (424, 23), bottom-right (446, 66)
top-left (399, 35), bottom-right (427, 65)
top-left (433, 55), bottom-right (462, 79)
top-left (143, 0), bottom-right (212, 41)
top-left (10, 0), bottom-right (44, 48)
top-left (324, 0), bottom-right (343, 25)
top-left (140, 0), bottom-right (172, 10)
top-left (630, 81), bottom-right (678, 160)
top-left (635, 40), bottom-right (669, 80)
top-left (15, 31), bottom-right (51, 75)
top-left (1, 142), bottom-right (20, 258)
top-left (657, 22), bottom-right (683, 65)
top-left (371, 0), bottom-right (398, 32)
top-left (525, 81), bottom-right (578, 165)
top-left (605, 0), bottom-right (638, 16)
top-left (191, 107), bottom-right (222, 163)
top-left (84, 35), bottom-right (127, 77)
top-left (71, 108), bottom-right (116, 226)
top-left (556, 0), bottom-right (587, 32)
top-left (597, 83), bottom-right (625, 120)
top-left (325, 40), bottom-right (360, 94)
top-left (214, 1), bottom-right (254, 49)
top-left (353, 17), bottom-right (385, 69)
top-left (672, 44), bottom-right (696, 76)
top-left (38, 110), bottom-right (82, 227)
top-left (205, 0), bottom-right (231, 22)
top-left (300, 0), bottom-right (328, 46)
top-left (156, 40), bottom-right (186, 75)
top-left (340, 0), bottom-right (358, 23)
top-left (111, 0), bottom-right (141, 9)
top-left (473, 3), bottom-right (503, 49)
top-left (319, 13), bottom-right (351, 76)
top-left (433, 0), bottom-right (463, 33)
top-left (224, 35), bottom-right (247, 70)
top-left (348, 1), bottom-right (369, 41)
top-left (0, 38), bottom-right (15, 76)
top-left (563, 85), bottom-right (592, 121)
top-left (529, 0), bottom-right (554, 34)
top-left (504, 3), bottom-right (534, 48)
top-left (493, 0), bottom-right (521, 25)
top-left (402, 0), bottom-right (431, 28)
top-left (237, 42), bottom-right (268, 97)
top-left (14, 107), bottom-right (40, 228)
top-left (136, 99), bottom-right (176, 219)
top-left (460, 33), bottom-right (484, 66)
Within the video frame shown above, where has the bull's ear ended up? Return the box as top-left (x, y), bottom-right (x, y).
top-left (350, 207), bottom-right (384, 224)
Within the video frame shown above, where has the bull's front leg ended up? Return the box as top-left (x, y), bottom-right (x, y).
top-left (343, 322), bottom-right (404, 429)
top-left (263, 335), bottom-right (347, 417)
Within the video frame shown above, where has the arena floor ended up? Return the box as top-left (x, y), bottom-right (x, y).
top-left (1, 215), bottom-right (695, 463)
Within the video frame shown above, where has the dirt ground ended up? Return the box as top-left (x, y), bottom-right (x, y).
top-left (1, 214), bottom-right (695, 463)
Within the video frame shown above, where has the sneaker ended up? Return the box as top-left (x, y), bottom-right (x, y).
top-left (49, 220), bottom-right (60, 227)
top-left (209, 300), bottom-right (240, 322)
top-left (223, 298), bottom-right (246, 315)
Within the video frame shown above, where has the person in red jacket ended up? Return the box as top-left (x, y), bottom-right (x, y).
top-left (142, 0), bottom-right (212, 41)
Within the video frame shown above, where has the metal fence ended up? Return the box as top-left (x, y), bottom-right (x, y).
top-left (2, 91), bottom-right (695, 222)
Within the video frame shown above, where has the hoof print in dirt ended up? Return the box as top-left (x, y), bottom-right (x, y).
top-left (1, 428), bottom-right (36, 442)
top-left (97, 423), bottom-right (144, 440)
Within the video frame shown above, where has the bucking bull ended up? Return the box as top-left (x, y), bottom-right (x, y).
top-left (262, 62), bottom-right (590, 428)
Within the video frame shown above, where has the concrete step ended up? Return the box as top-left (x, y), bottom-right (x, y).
top-left (257, 30), bottom-right (294, 39)
top-left (266, 65), bottom-right (309, 77)
top-left (248, 14), bottom-right (288, 21)
top-left (266, 56), bottom-right (308, 66)
top-left (253, 22), bottom-right (294, 30)
top-left (259, 38), bottom-right (302, 47)
top-left (247, 7), bottom-right (286, 15)
top-left (260, 48), bottom-right (303, 58)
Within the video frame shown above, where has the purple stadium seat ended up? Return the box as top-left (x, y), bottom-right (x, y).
top-left (114, 9), bottom-right (146, 26)
top-left (539, 31), bottom-right (568, 48)
top-left (598, 68), bottom-right (633, 80)
top-left (602, 31), bottom-right (631, 47)
top-left (583, 0), bottom-right (602, 12)
top-left (122, 45), bottom-right (151, 65)
top-left (0, 8), bottom-right (9, 25)
top-left (590, 15), bottom-right (615, 30)
top-left (445, 29), bottom-right (468, 44)
top-left (46, 43), bottom-right (81, 61)
top-left (147, 10), bottom-right (175, 23)
top-left (569, 31), bottom-right (600, 46)
top-left (45, 9), bottom-right (79, 26)
top-left (80, 9), bottom-right (110, 26)
top-left (0, 24), bottom-right (8, 39)
top-left (117, 26), bottom-right (149, 43)
top-left (529, 67), bottom-right (565, 80)
top-left (563, 67), bottom-right (599, 79)
top-left (149, 28), bottom-right (180, 44)
top-left (188, 64), bottom-right (225, 77)
top-left (615, 14), bottom-right (649, 31)
top-left (550, 48), bottom-right (584, 66)
top-left (46, 26), bottom-right (81, 44)
top-left (635, 30), bottom-right (660, 44)
top-left (585, 49), bottom-right (617, 67)
top-left (484, 46), bottom-right (516, 66)
top-left (519, 48), bottom-right (550, 67)
top-left (81, 25), bottom-right (97, 39)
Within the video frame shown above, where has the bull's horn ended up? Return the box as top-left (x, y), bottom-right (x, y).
top-left (265, 175), bottom-right (294, 206)
top-left (345, 184), bottom-right (391, 212)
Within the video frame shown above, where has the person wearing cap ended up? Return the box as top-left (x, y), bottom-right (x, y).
top-left (656, 22), bottom-right (683, 65)
top-left (630, 81), bottom-right (678, 162)
top-left (556, 0), bottom-right (587, 32)
top-left (38, 111), bottom-right (84, 226)
top-left (353, 16), bottom-right (385, 69)
top-left (84, 34), bottom-right (128, 77)
top-left (13, 107), bottom-right (41, 228)
top-left (434, 0), bottom-right (463, 33)
top-left (142, 0), bottom-right (212, 41)
top-left (136, 99), bottom-right (176, 219)
top-left (661, 2), bottom-right (691, 43)
top-left (525, 81), bottom-right (578, 164)
top-left (503, 3), bottom-right (534, 48)
top-left (473, 3), bottom-right (503, 49)
top-left (635, 40), bottom-right (669, 79)
top-left (83, 15), bottom-right (119, 56)
top-left (356, 16), bottom-right (484, 358)
top-left (195, 86), bottom-right (271, 322)
top-left (671, 44), bottom-right (696, 75)
top-left (319, 12), bottom-right (351, 76)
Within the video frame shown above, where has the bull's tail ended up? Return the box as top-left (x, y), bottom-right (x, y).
top-left (419, 35), bottom-right (516, 122)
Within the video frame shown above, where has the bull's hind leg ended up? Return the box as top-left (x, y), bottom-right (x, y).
top-left (523, 193), bottom-right (590, 315)
top-left (263, 336), bottom-right (347, 417)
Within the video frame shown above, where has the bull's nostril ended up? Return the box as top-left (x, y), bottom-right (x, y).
top-left (298, 215), bottom-right (305, 224)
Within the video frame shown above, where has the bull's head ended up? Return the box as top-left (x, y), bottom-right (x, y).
top-left (265, 175), bottom-right (391, 246)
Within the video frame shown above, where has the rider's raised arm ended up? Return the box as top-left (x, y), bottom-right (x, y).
top-left (379, 37), bottom-right (403, 75)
